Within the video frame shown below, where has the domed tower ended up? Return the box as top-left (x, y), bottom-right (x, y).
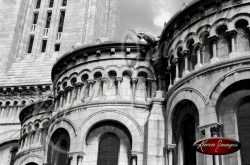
top-left (159, 0), bottom-right (250, 165)
top-left (40, 42), bottom-right (165, 165)
top-left (15, 100), bottom-right (52, 165)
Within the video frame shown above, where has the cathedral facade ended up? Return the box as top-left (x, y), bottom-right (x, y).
top-left (0, 0), bottom-right (250, 165)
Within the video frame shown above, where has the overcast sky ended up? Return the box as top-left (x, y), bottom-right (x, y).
top-left (118, 0), bottom-right (192, 39)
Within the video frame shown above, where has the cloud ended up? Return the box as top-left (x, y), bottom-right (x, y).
top-left (116, 0), bottom-right (186, 40)
top-left (154, 10), bottom-right (171, 28)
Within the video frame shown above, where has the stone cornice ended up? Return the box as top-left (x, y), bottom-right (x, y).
top-left (51, 100), bottom-right (152, 120)
top-left (0, 84), bottom-right (52, 96)
top-left (52, 42), bottom-right (149, 82)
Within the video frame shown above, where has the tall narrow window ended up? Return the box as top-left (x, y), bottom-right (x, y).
top-left (41, 40), bottom-right (47, 52)
top-left (49, 0), bottom-right (54, 8)
top-left (62, 0), bottom-right (67, 6)
top-left (58, 11), bottom-right (65, 32)
top-left (55, 44), bottom-right (60, 51)
top-left (36, 0), bottom-right (41, 9)
top-left (45, 11), bottom-right (52, 28)
top-left (97, 133), bottom-right (120, 165)
top-left (33, 13), bottom-right (39, 24)
top-left (27, 35), bottom-right (34, 53)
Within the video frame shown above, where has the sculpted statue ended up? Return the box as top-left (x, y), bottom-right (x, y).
top-left (137, 32), bottom-right (158, 47)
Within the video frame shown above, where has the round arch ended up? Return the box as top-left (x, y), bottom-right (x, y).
top-left (47, 128), bottom-right (71, 165)
top-left (86, 121), bottom-right (132, 165)
top-left (210, 18), bottom-right (230, 36)
top-left (216, 79), bottom-right (250, 165)
top-left (170, 99), bottom-right (202, 165)
top-left (19, 155), bottom-right (42, 165)
top-left (209, 68), bottom-right (250, 107)
top-left (45, 118), bottom-right (77, 162)
top-left (78, 110), bottom-right (143, 152)
top-left (166, 89), bottom-right (206, 144)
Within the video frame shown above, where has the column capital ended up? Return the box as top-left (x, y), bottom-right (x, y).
top-left (172, 57), bottom-right (179, 64)
top-left (226, 29), bottom-right (237, 37)
top-left (167, 144), bottom-right (176, 152)
top-left (87, 79), bottom-right (95, 84)
top-left (131, 150), bottom-right (142, 155)
top-left (65, 85), bottom-right (73, 91)
top-left (199, 123), bottom-right (221, 130)
top-left (153, 91), bottom-right (165, 102)
top-left (209, 35), bottom-right (219, 43)
top-left (181, 49), bottom-right (190, 57)
top-left (75, 81), bottom-right (83, 87)
top-left (166, 65), bottom-right (173, 71)
top-left (193, 42), bottom-right (202, 51)
top-left (199, 123), bottom-right (222, 137)
top-left (146, 78), bottom-right (156, 82)
top-left (210, 124), bottom-right (222, 136)
top-left (131, 77), bottom-right (138, 83)
top-left (101, 77), bottom-right (108, 83)
top-left (58, 89), bottom-right (65, 95)
top-left (68, 151), bottom-right (85, 158)
top-left (116, 77), bottom-right (123, 82)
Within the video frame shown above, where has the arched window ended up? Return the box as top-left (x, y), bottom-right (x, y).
top-left (47, 128), bottom-right (70, 165)
top-left (235, 20), bottom-right (250, 52)
top-left (237, 97), bottom-right (250, 165)
top-left (217, 25), bottom-right (230, 58)
top-left (200, 32), bottom-right (212, 64)
top-left (97, 133), bottom-right (120, 165)
top-left (216, 80), bottom-right (250, 165)
top-left (187, 39), bottom-right (197, 71)
top-left (172, 100), bottom-right (200, 165)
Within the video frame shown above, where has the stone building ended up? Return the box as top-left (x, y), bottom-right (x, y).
top-left (0, 0), bottom-right (250, 165)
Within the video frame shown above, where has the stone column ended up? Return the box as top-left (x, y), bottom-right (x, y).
top-left (167, 144), bottom-right (176, 165)
top-left (211, 124), bottom-right (221, 165)
top-left (16, 106), bottom-right (21, 117)
top-left (0, 107), bottom-right (4, 118)
top-left (182, 49), bottom-right (190, 75)
top-left (69, 152), bottom-right (85, 165)
top-left (116, 77), bottom-right (123, 95)
top-left (132, 78), bottom-right (138, 100)
top-left (200, 123), bottom-right (221, 165)
top-left (167, 69), bottom-right (173, 90)
top-left (194, 42), bottom-right (202, 69)
top-left (75, 82), bottom-right (83, 104)
top-left (227, 29), bottom-right (237, 59)
top-left (131, 154), bottom-right (137, 165)
top-left (87, 80), bottom-right (95, 98)
top-left (173, 58), bottom-right (179, 82)
top-left (68, 154), bottom-right (76, 165)
top-left (101, 78), bottom-right (108, 96)
top-left (37, 130), bottom-right (42, 146)
top-left (228, 29), bottom-right (237, 52)
top-left (66, 85), bottom-right (73, 107)
top-left (80, 82), bottom-right (88, 102)
top-left (8, 106), bottom-right (13, 119)
top-left (59, 90), bottom-right (65, 111)
top-left (210, 35), bottom-right (219, 64)
top-left (200, 127), bottom-right (212, 165)
top-left (146, 79), bottom-right (152, 98)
